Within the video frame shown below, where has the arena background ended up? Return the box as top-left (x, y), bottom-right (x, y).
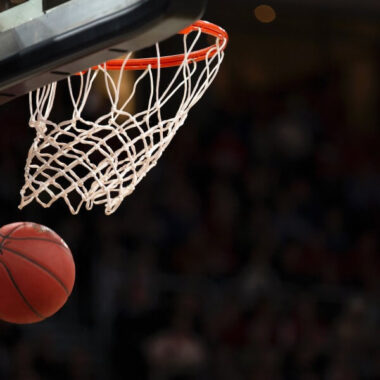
top-left (0, 0), bottom-right (379, 379)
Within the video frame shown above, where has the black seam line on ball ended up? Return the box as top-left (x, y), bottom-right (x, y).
top-left (0, 224), bottom-right (25, 255)
top-left (0, 259), bottom-right (45, 320)
top-left (1, 246), bottom-right (70, 295)
top-left (0, 234), bottom-right (70, 253)
top-left (5, 223), bottom-right (26, 239)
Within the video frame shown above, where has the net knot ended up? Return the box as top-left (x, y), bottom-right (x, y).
top-left (29, 119), bottom-right (47, 137)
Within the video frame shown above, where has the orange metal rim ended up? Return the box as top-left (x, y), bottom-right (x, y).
top-left (89, 20), bottom-right (228, 71)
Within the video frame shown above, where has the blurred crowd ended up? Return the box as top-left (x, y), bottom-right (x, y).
top-left (0, 51), bottom-right (379, 380)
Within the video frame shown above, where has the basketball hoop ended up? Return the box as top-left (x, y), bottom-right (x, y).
top-left (20, 21), bottom-right (228, 215)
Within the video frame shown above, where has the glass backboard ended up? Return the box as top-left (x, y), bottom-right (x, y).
top-left (0, 0), bottom-right (206, 104)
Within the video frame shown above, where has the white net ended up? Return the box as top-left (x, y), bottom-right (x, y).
top-left (19, 23), bottom-right (226, 215)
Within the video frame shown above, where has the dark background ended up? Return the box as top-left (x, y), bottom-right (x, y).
top-left (0, 0), bottom-right (379, 379)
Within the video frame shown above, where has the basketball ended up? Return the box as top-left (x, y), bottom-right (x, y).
top-left (0, 222), bottom-right (75, 324)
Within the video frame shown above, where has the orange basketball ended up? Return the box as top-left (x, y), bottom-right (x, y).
top-left (0, 222), bottom-right (75, 324)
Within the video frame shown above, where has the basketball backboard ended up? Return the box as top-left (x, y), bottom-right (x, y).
top-left (0, 0), bottom-right (206, 104)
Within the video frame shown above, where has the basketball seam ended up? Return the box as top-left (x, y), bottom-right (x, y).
top-left (0, 259), bottom-right (45, 321)
top-left (0, 223), bottom-right (26, 252)
top-left (1, 245), bottom-right (70, 296)
top-left (0, 234), bottom-right (71, 253)
top-left (5, 223), bottom-right (69, 251)
top-left (5, 223), bottom-right (26, 238)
